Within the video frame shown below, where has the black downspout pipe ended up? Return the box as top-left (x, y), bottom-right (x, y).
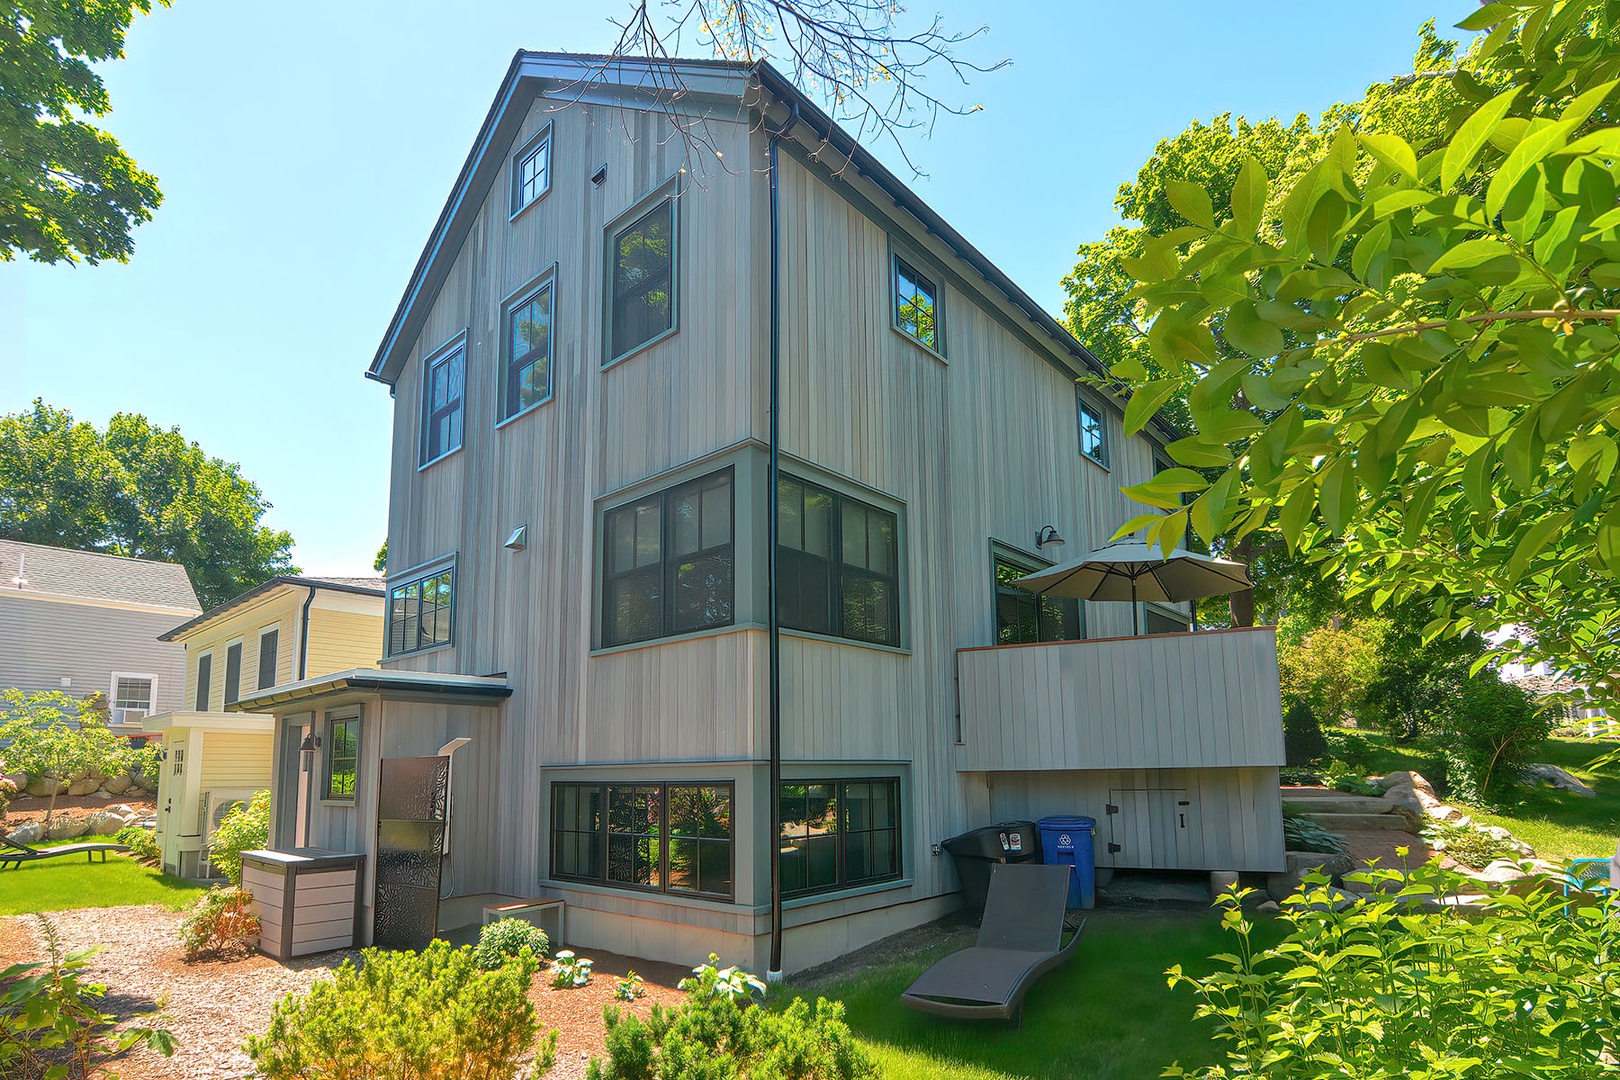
top-left (297, 586), bottom-right (317, 680)
top-left (766, 100), bottom-right (797, 982)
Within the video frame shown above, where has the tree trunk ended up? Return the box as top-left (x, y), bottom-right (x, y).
top-left (1229, 534), bottom-right (1256, 627)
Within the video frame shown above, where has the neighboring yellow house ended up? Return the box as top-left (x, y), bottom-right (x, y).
top-left (143, 576), bottom-right (384, 877)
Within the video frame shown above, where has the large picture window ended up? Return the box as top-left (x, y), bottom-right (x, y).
top-left (325, 715), bottom-right (358, 801)
top-left (421, 342), bottom-right (465, 466)
top-left (993, 553), bottom-right (1083, 644)
top-left (893, 256), bottom-right (940, 352)
top-left (551, 781), bottom-right (733, 899)
top-left (778, 475), bottom-right (900, 647)
top-left (503, 279), bottom-right (554, 420)
top-left (387, 564), bottom-right (455, 657)
top-left (602, 468), bottom-right (733, 647)
top-left (780, 778), bottom-right (902, 897)
top-left (608, 197), bottom-right (676, 362)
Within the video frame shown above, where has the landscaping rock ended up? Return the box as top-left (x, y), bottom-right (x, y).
top-left (5, 821), bottom-right (43, 844)
top-left (1525, 763), bottom-right (1596, 797)
top-left (1256, 900), bottom-right (1281, 914)
top-left (45, 816), bottom-right (90, 840)
top-left (1427, 803), bottom-right (1465, 822)
top-left (101, 774), bottom-right (132, 795)
top-left (24, 776), bottom-right (65, 798)
top-left (1479, 824), bottom-right (1535, 858)
top-left (1267, 850), bottom-right (1357, 901)
top-left (1383, 770), bottom-right (1436, 797)
top-left (66, 777), bottom-right (101, 797)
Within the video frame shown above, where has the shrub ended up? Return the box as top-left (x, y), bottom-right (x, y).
top-left (178, 887), bottom-right (261, 960)
top-left (208, 790), bottom-right (270, 885)
top-left (1281, 810), bottom-right (1349, 856)
top-left (247, 940), bottom-right (554, 1080)
top-left (550, 950), bottom-right (593, 988)
top-left (615, 971), bottom-right (645, 1002)
top-left (587, 955), bottom-right (875, 1080)
top-left (115, 824), bottom-right (159, 864)
top-left (1277, 765), bottom-right (1323, 786)
top-left (1281, 699), bottom-right (1327, 766)
top-left (1167, 861), bottom-right (1620, 1079)
top-left (1438, 677), bottom-right (1555, 805)
top-left (0, 776), bottom-right (16, 819)
top-left (0, 915), bottom-right (176, 1079)
top-left (473, 918), bottom-right (549, 970)
top-left (1421, 820), bottom-right (1524, 870)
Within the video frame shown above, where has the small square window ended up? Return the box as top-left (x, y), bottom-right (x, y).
top-left (512, 130), bottom-right (551, 215)
top-left (1078, 392), bottom-right (1109, 467)
top-left (893, 256), bottom-right (939, 352)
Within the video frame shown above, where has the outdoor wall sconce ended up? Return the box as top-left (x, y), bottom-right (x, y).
top-left (299, 733), bottom-right (321, 770)
top-left (504, 523), bottom-right (528, 551)
top-left (1035, 525), bottom-right (1066, 551)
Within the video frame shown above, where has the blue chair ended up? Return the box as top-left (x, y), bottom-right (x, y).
top-left (1562, 858), bottom-right (1613, 911)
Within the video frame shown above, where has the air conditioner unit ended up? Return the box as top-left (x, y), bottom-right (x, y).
top-left (112, 707), bottom-right (147, 726)
top-left (200, 788), bottom-right (258, 879)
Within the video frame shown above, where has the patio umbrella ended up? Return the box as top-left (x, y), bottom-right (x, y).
top-left (1013, 541), bottom-right (1253, 635)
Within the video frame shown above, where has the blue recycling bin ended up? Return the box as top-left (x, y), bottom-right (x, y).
top-left (1036, 815), bottom-right (1096, 909)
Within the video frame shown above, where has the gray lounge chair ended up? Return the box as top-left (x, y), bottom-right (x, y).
top-left (1, 837), bottom-right (128, 871)
top-left (902, 861), bottom-right (1084, 1024)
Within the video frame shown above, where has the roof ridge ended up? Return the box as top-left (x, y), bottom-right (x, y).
top-left (0, 537), bottom-right (188, 570)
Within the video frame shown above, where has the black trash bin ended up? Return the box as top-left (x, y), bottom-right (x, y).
top-left (942, 820), bottom-right (1039, 909)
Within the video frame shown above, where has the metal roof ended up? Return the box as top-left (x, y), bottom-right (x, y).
top-left (0, 539), bottom-right (200, 613)
top-left (158, 575), bottom-right (385, 642)
top-left (229, 668), bottom-right (513, 711)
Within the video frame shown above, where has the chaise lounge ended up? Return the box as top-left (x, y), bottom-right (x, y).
top-left (902, 861), bottom-right (1084, 1024)
top-left (0, 836), bottom-right (128, 871)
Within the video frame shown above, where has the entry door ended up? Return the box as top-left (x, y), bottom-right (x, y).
top-left (1107, 789), bottom-right (1195, 868)
top-left (372, 755), bottom-right (450, 950)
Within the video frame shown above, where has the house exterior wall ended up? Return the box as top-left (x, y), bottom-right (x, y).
top-left (305, 602), bottom-right (385, 674)
top-left (0, 591), bottom-right (191, 712)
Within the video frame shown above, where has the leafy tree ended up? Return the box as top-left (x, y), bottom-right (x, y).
top-left (373, 540), bottom-right (387, 573)
top-left (1278, 619), bottom-right (1386, 724)
top-left (0, 689), bottom-right (137, 823)
top-left (1106, 4), bottom-right (1620, 712)
top-left (0, 0), bottom-right (168, 264)
top-left (0, 401), bottom-right (297, 606)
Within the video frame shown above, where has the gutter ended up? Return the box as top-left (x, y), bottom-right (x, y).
top-left (298, 586), bottom-right (317, 681)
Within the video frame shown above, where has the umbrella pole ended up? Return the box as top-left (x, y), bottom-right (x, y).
top-left (1132, 577), bottom-right (1140, 636)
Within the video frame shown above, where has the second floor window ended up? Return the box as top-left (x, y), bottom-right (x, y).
top-left (223, 641), bottom-right (243, 705)
top-left (257, 629), bottom-right (279, 690)
top-left (778, 475), bottom-right (900, 647)
top-left (994, 553), bottom-right (1083, 644)
top-left (421, 344), bottom-right (465, 466)
top-left (602, 468), bottom-right (733, 647)
top-left (1078, 392), bottom-right (1109, 467)
top-left (894, 256), bottom-right (939, 352)
top-left (609, 198), bottom-right (676, 362)
top-left (503, 280), bottom-right (554, 420)
top-left (387, 565), bottom-right (455, 656)
top-left (194, 653), bottom-right (212, 711)
top-left (511, 130), bottom-right (550, 215)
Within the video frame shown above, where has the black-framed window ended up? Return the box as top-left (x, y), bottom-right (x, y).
top-left (387, 565), bottom-right (455, 657)
top-left (609, 198), bottom-right (676, 361)
top-left (223, 641), bottom-right (243, 705)
top-left (602, 468), bottom-right (733, 647)
top-left (511, 130), bottom-right (551, 214)
top-left (194, 654), bottom-right (211, 711)
top-left (894, 256), bottom-right (939, 352)
top-left (780, 778), bottom-right (901, 897)
top-left (1078, 391), bottom-right (1109, 467)
top-left (1144, 606), bottom-right (1191, 635)
top-left (778, 475), bottom-right (900, 647)
top-left (994, 553), bottom-right (1084, 644)
top-left (325, 716), bottom-right (358, 801)
top-left (550, 781), bottom-right (734, 899)
top-left (503, 280), bottom-right (554, 420)
top-left (421, 344), bottom-right (465, 466)
top-left (257, 630), bottom-right (279, 690)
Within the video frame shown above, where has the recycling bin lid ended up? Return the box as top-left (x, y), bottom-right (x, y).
top-left (1037, 815), bottom-right (1096, 829)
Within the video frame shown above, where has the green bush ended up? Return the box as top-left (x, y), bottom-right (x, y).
top-left (1281, 809), bottom-right (1349, 856)
top-left (1168, 861), bottom-right (1620, 1078)
top-left (1421, 820), bottom-right (1523, 870)
top-left (586, 955), bottom-right (874, 1080)
top-left (1440, 678), bottom-right (1555, 805)
top-left (473, 917), bottom-right (549, 970)
top-left (1281, 699), bottom-right (1327, 766)
top-left (247, 940), bottom-right (554, 1080)
top-left (177, 887), bottom-right (260, 961)
top-left (115, 824), bottom-right (159, 864)
top-left (208, 790), bottom-right (269, 886)
top-left (0, 915), bottom-right (175, 1079)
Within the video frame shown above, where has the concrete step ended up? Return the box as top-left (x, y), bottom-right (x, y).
top-left (1299, 811), bottom-right (1413, 831)
top-left (1284, 795), bottom-right (1395, 815)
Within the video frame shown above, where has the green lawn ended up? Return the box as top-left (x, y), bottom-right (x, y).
top-left (795, 911), bottom-right (1275, 1080)
top-left (0, 834), bottom-right (205, 915)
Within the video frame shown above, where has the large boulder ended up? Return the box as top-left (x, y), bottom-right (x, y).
top-left (84, 809), bottom-right (134, 835)
top-left (66, 777), bottom-right (101, 797)
top-left (1267, 850), bottom-right (1357, 901)
top-left (25, 776), bottom-right (65, 798)
top-left (1479, 824), bottom-right (1535, 858)
top-left (45, 816), bottom-right (90, 841)
top-left (1525, 763), bottom-right (1597, 797)
top-left (5, 821), bottom-right (43, 844)
top-left (101, 774), bottom-right (131, 796)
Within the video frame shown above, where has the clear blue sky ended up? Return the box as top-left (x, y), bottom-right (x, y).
top-left (0, 1), bottom-right (1461, 576)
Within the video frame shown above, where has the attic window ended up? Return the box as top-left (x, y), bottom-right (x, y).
top-left (511, 128), bottom-right (552, 217)
top-left (893, 256), bottom-right (940, 353)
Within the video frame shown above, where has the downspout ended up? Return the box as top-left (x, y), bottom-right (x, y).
top-left (298, 586), bottom-right (317, 680)
top-left (766, 98), bottom-right (798, 984)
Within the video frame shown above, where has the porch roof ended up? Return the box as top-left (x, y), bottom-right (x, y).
top-left (141, 709), bottom-right (275, 735)
top-left (228, 668), bottom-right (512, 712)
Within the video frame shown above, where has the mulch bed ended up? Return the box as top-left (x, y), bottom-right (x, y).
top-left (4, 794), bottom-right (157, 826)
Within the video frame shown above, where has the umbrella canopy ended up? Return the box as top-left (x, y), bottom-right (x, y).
top-left (1013, 542), bottom-right (1253, 634)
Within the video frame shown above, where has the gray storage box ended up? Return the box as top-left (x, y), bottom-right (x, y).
top-left (241, 849), bottom-right (363, 960)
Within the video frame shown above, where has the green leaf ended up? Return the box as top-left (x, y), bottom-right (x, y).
top-left (1111, 512), bottom-right (1172, 542)
top-left (1230, 157), bottom-right (1268, 234)
top-left (1278, 482), bottom-right (1315, 552)
top-left (1318, 457), bottom-right (1357, 536)
top-left (1427, 237), bottom-right (1518, 275)
top-left (1462, 443), bottom-right (1496, 510)
top-left (1165, 436), bottom-right (1235, 467)
top-left (1597, 504), bottom-right (1620, 573)
top-left (1358, 133), bottom-right (1418, 180)
top-left (1122, 468), bottom-right (1208, 510)
top-left (1189, 468), bottom-right (1238, 542)
top-left (1588, 263), bottom-right (1620, 288)
top-left (1456, 3), bottom-right (1514, 30)
top-left (1487, 116), bottom-right (1578, 219)
top-left (1501, 407), bottom-right (1546, 489)
top-left (1441, 84), bottom-right (1521, 191)
top-left (1507, 511), bottom-right (1571, 580)
top-left (1352, 220), bottom-right (1392, 282)
top-left (1122, 378), bottom-right (1182, 436)
top-left (1166, 179), bottom-right (1216, 229)
top-left (1223, 302), bottom-right (1285, 359)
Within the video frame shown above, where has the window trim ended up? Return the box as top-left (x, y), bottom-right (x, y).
top-left (496, 265), bottom-right (559, 427)
top-left (599, 466), bottom-right (736, 649)
top-left (779, 776), bottom-right (904, 899)
top-left (890, 248), bottom-right (946, 360)
top-left (108, 672), bottom-right (157, 725)
top-left (322, 711), bottom-right (360, 803)
top-left (1076, 388), bottom-right (1111, 469)
top-left (418, 330), bottom-right (469, 470)
top-left (385, 555), bottom-right (458, 658)
top-left (256, 625), bottom-right (280, 691)
top-left (777, 471), bottom-right (903, 649)
top-left (550, 780), bottom-right (736, 901)
top-left (988, 539), bottom-right (1086, 647)
top-left (193, 651), bottom-right (213, 712)
top-left (602, 176), bottom-right (682, 369)
top-left (508, 122), bottom-right (553, 221)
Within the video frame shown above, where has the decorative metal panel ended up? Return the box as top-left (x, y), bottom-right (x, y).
top-left (372, 756), bottom-right (449, 950)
